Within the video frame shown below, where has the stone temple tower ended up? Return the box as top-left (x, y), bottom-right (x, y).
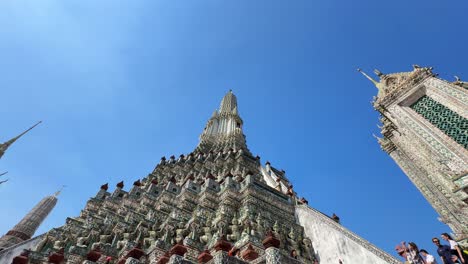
top-left (0, 91), bottom-right (399, 264)
top-left (359, 66), bottom-right (468, 244)
top-left (0, 191), bottom-right (59, 250)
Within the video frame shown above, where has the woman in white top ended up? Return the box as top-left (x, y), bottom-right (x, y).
top-left (441, 233), bottom-right (465, 264)
top-left (420, 249), bottom-right (438, 264)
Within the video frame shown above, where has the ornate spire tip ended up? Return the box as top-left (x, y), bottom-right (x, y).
top-left (357, 68), bottom-right (381, 89)
top-left (54, 185), bottom-right (66, 197)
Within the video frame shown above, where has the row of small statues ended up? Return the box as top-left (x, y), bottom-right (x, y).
top-left (35, 209), bottom-right (315, 261)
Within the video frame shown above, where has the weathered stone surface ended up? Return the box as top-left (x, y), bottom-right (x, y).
top-left (0, 235), bottom-right (43, 264)
top-left (1, 91), bottom-right (400, 264)
top-left (360, 66), bottom-right (468, 245)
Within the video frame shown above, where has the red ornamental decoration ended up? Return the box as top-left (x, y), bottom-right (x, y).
top-left (262, 231), bottom-right (280, 249)
top-left (228, 247), bottom-right (239, 257)
top-left (213, 236), bottom-right (232, 252)
top-left (299, 197), bottom-right (308, 205)
top-left (241, 244), bottom-right (259, 261)
top-left (157, 253), bottom-right (170, 264)
top-left (87, 249), bottom-right (102, 262)
top-left (331, 213), bottom-right (340, 223)
top-left (12, 256), bottom-right (28, 264)
top-left (133, 180), bottom-right (142, 186)
top-left (48, 248), bottom-right (65, 264)
top-left (12, 251), bottom-right (29, 264)
top-left (197, 250), bottom-right (213, 263)
top-left (116, 181), bottom-right (124, 188)
top-left (169, 241), bottom-right (188, 256)
top-left (101, 183), bottom-right (109, 190)
top-left (151, 178), bottom-right (158, 185)
top-left (126, 247), bottom-right (145, 259)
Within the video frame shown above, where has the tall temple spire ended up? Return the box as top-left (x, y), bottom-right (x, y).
top-left (0, 191), bottom-right (58, 250)
top-left (54, 185), bottom-right (66, 197)
top-left (196, 90), bottom-right (252, 155)
top-left (0, 87), bottom-right (401, 264)
top-left (0, 121), bottom-right (42, 159)
top-left (219, 90), bottom-right (237, 113)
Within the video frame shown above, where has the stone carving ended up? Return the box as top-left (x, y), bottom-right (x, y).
top-left (361, 66), bottom-right (468, 245)
top-left (3, 91), bottom-right (400, 264)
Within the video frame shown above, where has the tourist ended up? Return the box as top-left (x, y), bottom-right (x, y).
top-left (441, 233), bottom-right (465, 264)
top-left (405, 242), bottom-right (425, 264)
top-left (420, 249), bottom-right (438, 264)
top-left (433, 238), bottom-right (455, 264)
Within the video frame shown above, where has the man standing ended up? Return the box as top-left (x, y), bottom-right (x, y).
top-left (420, 249), bottom-right (438, 264)
top-left (433, 238), bottom-right (454, 264)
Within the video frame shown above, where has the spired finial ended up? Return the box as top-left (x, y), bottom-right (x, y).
top-left (0, 121), bottom-right (42, 159)
top-left (54, 185), bottom-right (66, 197)
top-left (219, 90), bottom-right (238, 113)
top-left (357, 68), bottom-right (383, 90)
top-left (373, 69), bottom-right (384, 77)
top-left (453, 75), bottom-right (468, 89)
top-left (10, 121), bottom-right (42, 143)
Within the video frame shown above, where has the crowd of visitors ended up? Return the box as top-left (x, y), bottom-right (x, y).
top-left (397, 233), bottom-right (467, 264)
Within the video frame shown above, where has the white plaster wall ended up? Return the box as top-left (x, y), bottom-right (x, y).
top-left (260, 166), bottom-right (277, 188)
top-left (0, 234), bottom-right (44, 264)
top-left (260, 165), bottom-right (289, 192)
top-left (295, 206), bottom-right (399, 264)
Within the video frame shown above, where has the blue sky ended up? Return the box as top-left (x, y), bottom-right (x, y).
top-left (1, 0), bottom-right (467, 259)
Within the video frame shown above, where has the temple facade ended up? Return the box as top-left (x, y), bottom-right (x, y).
top-left (359, 66), bottom-right (468, 246)
top-left (0, 91), bottom-right (398, 264)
